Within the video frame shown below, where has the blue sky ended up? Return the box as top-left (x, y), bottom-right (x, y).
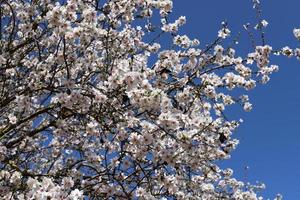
top-left (171, 0), bottom-right (300, 199)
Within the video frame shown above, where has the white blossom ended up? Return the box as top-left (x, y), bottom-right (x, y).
top-left (293, 28), bottom-right (300, 40)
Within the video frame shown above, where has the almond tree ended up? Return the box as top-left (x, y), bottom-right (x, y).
top-left (0, 0), bottom-right (288, 199)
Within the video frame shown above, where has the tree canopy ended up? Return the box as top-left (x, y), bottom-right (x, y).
top-left (0, 0), bottom-right (299, 199)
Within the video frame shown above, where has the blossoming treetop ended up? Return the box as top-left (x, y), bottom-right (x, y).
top-left (0, 0), bottom-right (297, 199)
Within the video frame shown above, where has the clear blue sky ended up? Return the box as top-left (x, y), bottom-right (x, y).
top-left (171, 0), bottom-right (300, 199)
